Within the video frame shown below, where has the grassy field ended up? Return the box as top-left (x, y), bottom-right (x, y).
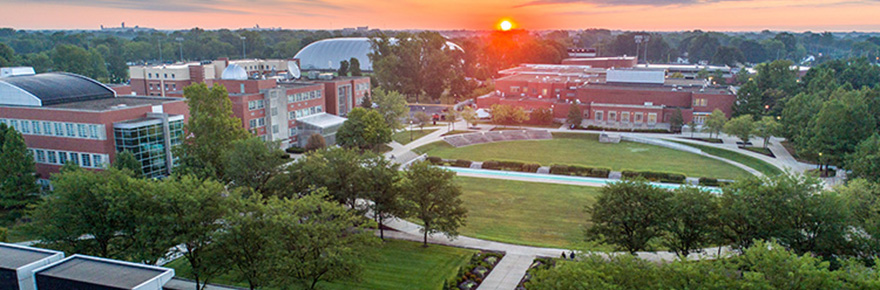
top-left (165, 239), bottom-right (474, 290)
top-left (392, 129), bottom-right (438, 145)
top-left (455, 176), bottom-right (599, 248)
top-left (416, 133), bottom-right (751, 180)
top-left (670, 140), bottom-right (784, 177)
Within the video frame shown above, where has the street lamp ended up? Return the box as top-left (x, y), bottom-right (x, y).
top-left (240, 36), bottom-right (247, 59)
top-left (410, 120), bottom-right (414, 141)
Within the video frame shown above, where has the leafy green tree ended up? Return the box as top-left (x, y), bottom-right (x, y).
top-left (51, 44), bottom-right (108, 80)
top-left (847, 135), bottom-right (880, 183)
top-left (723, 114), bottom-right (755, 144)
top-left (669, 108), bottom-right (684, 133)
top-left (733, 240), bottom-right (842, 289)
top-left (0, 227), bottom-right (7, 243)
top-left (528, 254), bottom-right (661, 289)
top-left (222, 138), bottom-right (286, 194)
top-left (753, 116), bottom-right (783, 149)
top-left (446, 110), bottom-right (458, 130)
top-left (661, 186), bottom-right (720, 258)
top-left (461, 106), bottom-right (478, 127)
top-left (808, 89), bottom-right (876, 169)
top-left (176, 83), bottom-right (250, 180)
top-left (566, 104), bottom-right (583, 127)
top-left (712, 45), bottom-right (745, 66)
top-left (337, 60), bottom-right (350, 76)
top-left (349, 57), bottom-right (362, 76)
top-left (586, 179), bottom-right (671, 254)
top-left (304, 133), bottom-right (326, 152)
top-left (0, 43), bottom-right (14, 67)
top-left (279, 147), bottom-right (368, 208)
top-left (530, 107), bottom-right (553, 125)
top-left (360, 90), bottom-right (372, 109)
top-left (685, 121), bottom-right (698, 138)
top-left (372, 88), bottom-right (409, 130)
top-left (0, 126), bottom-right (40, 210)
top-left (490, 104), bottom-right (528, 126)
top-left (336, 107), bottom-right (392, 152)
top-left (401, 161), bottom-right (467, 247)
top-left (113, 150), bottom-right (143, 178)
top-left (413, 111), bottom-right (431, 131)
top-left (268, 191), bottom-right (379, 289)
top-left (838, 180), bottom-right (880, 260)
top-left (217, 191), bottom-right (274, 290)
top-left (361, 156), bottom-right (405, 240)
top-left (704, 109), bottom-right (727, 139)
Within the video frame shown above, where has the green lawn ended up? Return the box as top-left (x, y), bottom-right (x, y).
top-left (416, 133), bottom-right (750, 180)
top-left (392, 129), bottom-right (438, 145)
top-left (670, 140), bottom-right (784, 177)
top-left (456, 176), bottom-right (599, 248)
top-left (165, 239), bottom-right (474, 290)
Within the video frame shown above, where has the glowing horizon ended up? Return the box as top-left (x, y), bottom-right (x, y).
top-left (1, 0), bottom-right (879, 32)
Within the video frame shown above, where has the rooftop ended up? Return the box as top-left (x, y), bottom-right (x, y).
top-left (0, 72), bottom-right (115, 106)
top-left (44, 96), bottom-right (184, 111)
top-left (583, 82), bottom-right (731, 94)
top-left (0, 243), bottom-right (63, 269)
top-left (299, 112), bottom-right (347, 128)
top-left (35, 255), bottom-right (173, 289)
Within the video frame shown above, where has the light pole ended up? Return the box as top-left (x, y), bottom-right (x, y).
top-left (240, 36), bottom-right (247, 59)
top-left (175, 37), bottom-right (184, 61)
top-left (410, 120), bottom-right (414, 141)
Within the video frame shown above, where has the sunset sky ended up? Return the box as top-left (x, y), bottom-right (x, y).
top-left (1, 0), bottom-right (879, 31)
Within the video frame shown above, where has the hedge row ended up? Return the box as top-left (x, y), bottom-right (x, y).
top-left (549, 165), bottom-right (611, 178)
top-left (482, 160), bottom-right (541, 173)
top-left (622, 170), bottom-right (687, 184)
top-left (444, 251), bottom-right (505, 290)
top-left (426, 156), bottom-right (474, 168)
top-left (698, 177), bottom-right (732, 187)
top-left (285, 146), bottom-right (306, 154)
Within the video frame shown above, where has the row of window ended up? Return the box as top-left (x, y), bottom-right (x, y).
top-left (147, 73), bottom-right (176, 79)
top-left (249, 117), bottom-right (267, 129)
top-left (288, 106), bottom-right (323, 120)
top-left (355, 83), bottom-right (369, 91)
top-left (287, 90), bottom-right (322, 103)
top-left (148, 83), bottom-right (177, 91)
top-left (693, 98), bottom-right (709, 107)
top-left (0, 119), bottom-right (104, 140)
top-left (30, 148), bottom-right (107, 169)
top-left (248, 100), bottom-right (265, 111)
top-left (594, 111), bottom-right (658, 124)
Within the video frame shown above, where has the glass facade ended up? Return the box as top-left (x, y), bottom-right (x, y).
top-left (114, 119), bottom-right (184, 178)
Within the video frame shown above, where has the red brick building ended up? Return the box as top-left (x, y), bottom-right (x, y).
top-left (0, 72), bottom-right (188, 180)
top-left (480, 64), bottom-right (736, 129)
top-left (561, 56), bottom-right (638, 69)
top-left (129, 58), bottom-right (294, 97)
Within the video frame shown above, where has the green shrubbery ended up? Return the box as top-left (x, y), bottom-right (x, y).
top-left (444, 251), bottom-right (505, 290)
top-left (285, 146), bottom-right (306, 154)
top-left (454, 159), bottom-right (473, 168)
top-left (622, 170), bottom-right (687, 184)
top-left (549, 165), bottom-right (611, 178)
top-left (481, 160), bottom-right (540, 173)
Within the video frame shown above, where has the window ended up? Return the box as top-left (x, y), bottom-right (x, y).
top-left (621, 112), bottom-right (630, 123)
top-left (248, 100), bottom-right (264, 110)
top-left (316, 106), bottom-right (323, 113)
top-left (240, 84), bottom-right (245, 94)
top-left (257, 118), bottom-right (266, 127)
top-left (148, 73), bottom-right (152, 78)
top-left (35, 150), bottom-right (46, 163)
top-left (164, 73), bottom-right (168, 78)
top-left (89, 125), bottom-right (99, 139)
top-left (608, 111), bottom-right (617, 122)
top-left (47, 151), bottom-right (57, 164)
top-left (635, 113), bottom-right (643, 123)
top-left (287, 95), bottom-right (295, 103)
top-left (692, 98), bottom-right (708, 107)
top-left (44, 122), bottom-right (52, 135)
top-left (317, 90), bottom-right (322, 98)
top-left (595, 111), bottom-right (604, 121)
top-left (81, 153), bottom-right (91, 167)
top-left (70, 152), bottom-right (79, 165)
top-left (249, 119), bottom-right (257, 128)
top-left (289, 127), bottom-right (298, 136)
top-left (648, 113), bottom-right (658, 124)
top-left (65, 124), bottom-right (75, 137)
top-left (271, 107), bottom-right (278, 116)
top-left (77, 124), bottom-right (88, 138)
top-left (693, 115), bottom-right (707, 124)
top-left (288, 111), bottom-right (296, 120)
top-left (54, 123), bottom-right (64, 136)
top-left (93, 155), bottom-right (103, 168)
top-left (33, 121), bottom-right (41, 134)
top-left (58, 151), bottom-right (68, 164)
top-left (20, 120), bottom-right (30, 133)
top-left (310, 91), bottom-right (316, 99)
top-left (10, 120), bottom-right (18, 131)
top-left (272, 125), bottom-right (279, 134)
top-left (149, 84), bottom-right (153, 90)
top-left (171, 74), bottom-right (175, 78)
top-left (511, 86), bottom-right (520, 93)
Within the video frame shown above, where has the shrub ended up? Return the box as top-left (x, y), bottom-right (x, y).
top-left (549, 164), bottom-right (610, 178)
top-left (699, 177), bottom-right (719, 186)
top-left (454, 159), bottom-right (473, 168)
top-left (482, 160), bottom-right (499, 170)
top-left (427, 156), bottom-right (443, 165)
top-left (522, 163), bottom-right (541, 173)
top-left (285, 146), bottom-right (306, 154)
top-left (0, 227), bottom-right (7, 242)
top-left (549, 165), bottom-right (570, 175)
top-left (622, 170), bottom-right (687, 183)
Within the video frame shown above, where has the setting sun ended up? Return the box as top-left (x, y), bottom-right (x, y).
top-left (500, 20), bottom-right (513, 31)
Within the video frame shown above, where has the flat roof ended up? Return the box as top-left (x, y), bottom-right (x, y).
top-left (0, 243), bottom-right (62, 269)
top-left (35, 255), bottom-right (172, 289)
top-left (0, 72), bottom-right (115, 106)
top-left (44, 96), bottom-right (184, 111)
top-left (583, 82), bottom-right (731, 94)
top-left (299, 113), bottom-right (346, 128)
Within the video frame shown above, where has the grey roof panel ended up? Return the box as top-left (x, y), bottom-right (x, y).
top-left (0, 245), bottom-right (56, 269)
top-left (0, 73), bottom-right (115, 106)
top-left (35, 255), bottom-right (168, 289)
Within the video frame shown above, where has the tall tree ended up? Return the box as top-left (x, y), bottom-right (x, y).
top-left (413, 111), bottom-right (431, 131)
top-left (175, 83), bottom-right (250, 180)
top-left (349, 57), bottom-right (362, 76)
top-left (808, 89), bottom-right (876, 168)
top-left (222, 138), bottom-right (286, 194)
top-left (586, 179), bottom-right (671, 254)
top-left (0, 126), bottom-right (40, 210)
top-left (113, 150), bottom-right (143, 178)
top-left (372, 88), bottom-right (409, 130)
top-left (704, 109), bottom-right (728, 139)
top-left (362, 155), bottom-right (405, 240)
top-left (336, 107), bottom-right (392, 152)
top-left (661, 186), bottom-right (720, 258)
top-left (461, 106), bottom-right (478, 128)
top-left (337, 60), bottom-right (350, 77)
top-left (753, 116), bottom-right (783, 149)
top-left (847, 135), bottom-right (880, 183)
top-left (669, 108), bottom-right (684, 133)
top-left (401, 161), bottom-right (467, 246)
top-left (217, 190), bottom-right (274, 290)
top-left (723, 114), bottom-right (756, 144)
top-left (278, 147), bottom-right (368, 208)
top-left (566, 104), bottom-right (583, 127)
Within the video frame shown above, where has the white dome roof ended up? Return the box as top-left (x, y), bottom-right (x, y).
top-left (221, 63), bottom-right (248, 80)
top-left (294, 37), bottom-right (463, 71)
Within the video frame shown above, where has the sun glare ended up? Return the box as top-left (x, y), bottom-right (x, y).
top-left (499, 20), bottom-right (513, 31)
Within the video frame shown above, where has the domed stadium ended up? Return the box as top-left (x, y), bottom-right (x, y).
top-left (294, 37), bottom-right (462, 72)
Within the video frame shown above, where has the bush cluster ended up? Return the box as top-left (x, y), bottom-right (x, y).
top-left (444, 251), bottom-right (505, 290)
top-left (549, 165), bottom-right (611, 178)
top-left (622, 170), bottom-right (687, 184)
top-left (481, 160), bottom-right (540, 173)
top-left (285, 147), bottom-right (306, 154)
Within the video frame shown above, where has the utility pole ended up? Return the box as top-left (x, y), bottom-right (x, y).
top-left (175, 37), bottom-right (184, 61)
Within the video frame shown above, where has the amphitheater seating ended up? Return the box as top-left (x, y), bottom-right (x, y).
top-left (442, 130), bottom-right (554, 147)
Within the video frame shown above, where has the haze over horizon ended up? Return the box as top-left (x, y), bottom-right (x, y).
top-left (2, 0), bottom-right (880, 32)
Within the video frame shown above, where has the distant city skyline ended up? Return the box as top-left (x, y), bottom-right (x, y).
top-left (1, 0), bottom-right (880, 32)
